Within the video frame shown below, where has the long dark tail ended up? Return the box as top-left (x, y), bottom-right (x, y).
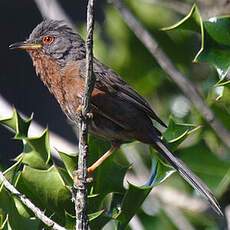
top-left (151, 139), bottom-right (223, 216)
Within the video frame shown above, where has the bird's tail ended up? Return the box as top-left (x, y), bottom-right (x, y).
top-left (150, 139), bottom-right (223, 216)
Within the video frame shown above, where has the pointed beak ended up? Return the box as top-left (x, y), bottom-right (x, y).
top-left (9, 41), bottom-right (42, 50)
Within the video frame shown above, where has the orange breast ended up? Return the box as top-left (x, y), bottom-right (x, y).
top-left (30, 51), bottom-right (84, 120)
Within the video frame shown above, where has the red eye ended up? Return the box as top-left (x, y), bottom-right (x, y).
top-left (42, 35), bottom-right (54, 45)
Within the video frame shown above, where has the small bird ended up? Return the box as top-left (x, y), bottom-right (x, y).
top-left (10, 20), bottom-right (222, 215)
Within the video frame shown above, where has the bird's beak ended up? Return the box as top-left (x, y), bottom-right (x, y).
top-left (9, 41), bottom-right (42, 50)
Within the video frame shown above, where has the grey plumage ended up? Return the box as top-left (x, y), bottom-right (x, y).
top-left (28, 20), bottom-right (86, 64)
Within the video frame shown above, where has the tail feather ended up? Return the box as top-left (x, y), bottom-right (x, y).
top-left (152, 139), bottom-right (223, 216)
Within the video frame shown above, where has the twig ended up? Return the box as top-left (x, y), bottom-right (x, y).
top-left (0, 171), bottom-right (66, 230)
top-left (75, 0), bottom-right (96, 229)
top-left (112, 0), bottom-right (230, 149)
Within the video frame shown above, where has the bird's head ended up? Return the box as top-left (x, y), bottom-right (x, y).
top-left (9, 20), bottom-right (86, 66)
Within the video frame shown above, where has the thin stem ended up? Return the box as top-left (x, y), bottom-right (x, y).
top-left (75, 0), bottom-right (96, 230)
top-left (112, 0), bottom-right (230, 149)
top-left (0, 172), bottom-right (66, 230)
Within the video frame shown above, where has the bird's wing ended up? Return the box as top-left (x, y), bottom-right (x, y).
top-left (93, 59), bottom-right (167, 128)
top-left (78, 59), bottom-right (162, 140)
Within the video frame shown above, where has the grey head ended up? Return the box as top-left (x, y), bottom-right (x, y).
top-left (10, 20), bottom-right (86, 66)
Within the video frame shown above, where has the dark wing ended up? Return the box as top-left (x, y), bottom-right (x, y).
top-left (93, 59), bottom-right (167, 128)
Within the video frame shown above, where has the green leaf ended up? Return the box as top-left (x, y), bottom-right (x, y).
top-left (114, 151), bottom-right (174, 229)
top-left (89, 209), bottom-right (105, 221)
top-left (16, 165), bottom-right (74, 224)
top-left (58, 151), bottom-right (76, 179)
top-left (162, 4), bottom-right (202, 33)
top-left (89, 211), bottom-right (111, 230)
top-left (0, 109), bottom-right (32, 139)
top-left (147, 151), bottom-right (175, 186)
top-left (64, 212), bottom-right (75, 230)
top-left (57, 167), bottom-right (73, 187)
top-left (163, 4), bottom-right (230, 80)
top-left (196, 17), bottom-right (230, 79)
top-left (3, 160), bottom-right (22, 184)
top-left (163, 117), bottom-right (199, 150)
top-left (162, 4), bottom-right (204, 70)
top-left (88, 136), bottom-right (129, 212)
top-left (20, 129), bottom-right (51, 169)
top-left (0, 214), bottom-right (7, 230)
top-left (89, 136), bottom-right (128, 195)
top-left (0, 185), bottom-right (40, 230)
top-left (116, 183), bottom-right (152, 229)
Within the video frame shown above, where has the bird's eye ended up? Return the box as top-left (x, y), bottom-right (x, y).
top-left (42, 35), bottom-right (54, 45)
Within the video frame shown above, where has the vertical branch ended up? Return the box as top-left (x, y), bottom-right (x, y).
top-left (75, 0), bottom-right (96, 230)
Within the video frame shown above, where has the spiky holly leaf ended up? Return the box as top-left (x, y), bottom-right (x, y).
top-left (19, 129), bottom-right (51, 169)
top-left (163, 4), bottom-right (230, 85)
top-left (163, 117), bottom-right (200, 150)
top-left (0, 109), bottom-right (32, 139)
top-left (16, 165), bottom-right (74, 225)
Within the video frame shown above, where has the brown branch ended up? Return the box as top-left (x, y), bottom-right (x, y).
top-left (0, 172), bottom-right (66, 230)
top-left (75, 0), bottom-right (96, 229)
top-left (112, 0), bottom-right (230, 149)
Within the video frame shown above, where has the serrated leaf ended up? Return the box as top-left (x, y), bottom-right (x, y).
top-left (196, 17), bottom-right (230, 79)
top-left (0, 109), bottom-right (32, 139)
top-left (163, 117), bottom-right (199, 150)
top-left (16, 165), bottom-right (74, 224)
top-left (162, 4), bottom-right (230, 81)
top-left (58, 151), bottom-right (76, 179)
top-left (162, 4), bottom-right (202, 33)
top-left (20, 130), bottom-right (51, 169)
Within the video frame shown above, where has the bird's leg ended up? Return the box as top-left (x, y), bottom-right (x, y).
top-left (87, 144), bottom-right (120, 176)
